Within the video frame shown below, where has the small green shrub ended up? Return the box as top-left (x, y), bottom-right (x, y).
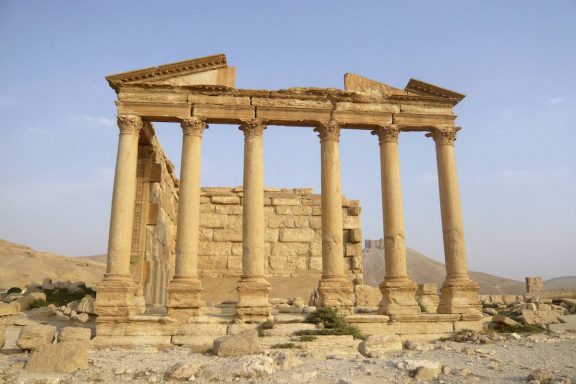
top-left (299, 335), bottom-right (317, 342)
top-left (7, 287), bottom-right (22, 294)
top-left (271, 343), bottom-right (299, 349)
top-left (302, 307), bottom-right (366, 340)
top-left (29, 298), bottom-right (48, 308)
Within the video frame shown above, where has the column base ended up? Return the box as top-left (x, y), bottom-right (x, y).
top-left (95, 277), bottom-right (145, 321)
top-left (166, 277), bottom-right (204, 324)
top-left (378, 278), bottom-right (421, 315)
top-left (236, 276), bottom-right (272, 322)
top-left (437, 277), bottom-right (481, 314)
top-left (317, 276), bottom-right (354, 314)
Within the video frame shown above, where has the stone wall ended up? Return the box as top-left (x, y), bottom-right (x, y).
top-left (197, 187), bottom-right (363, 281)
top-left (130, 131), bottom-right (179, 308)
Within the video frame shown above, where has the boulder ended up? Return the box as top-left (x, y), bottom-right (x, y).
top-left (213, 329), bottom-right (261, 357)
top-left (358, 335), bottom-right (402, 357)
top-left (75, 295), bottom-right (95, 315)
top-left (527, 368), bottom-right (554, 384)
top-left (58, 327), bottom-right (92, 342)
top-left (16, 324), bottom-right (56, 350)
top-left (25, 341), bottom-right (88, 373)
top-left (41, 278), bottom-right (54, 291)
top-left (0, 301), bottom-right (21, 316)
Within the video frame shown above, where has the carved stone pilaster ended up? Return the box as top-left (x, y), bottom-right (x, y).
top-left (314, 119), bottom-right (340, 142)
top-left (181, 118), bottom-right (207, 137)
top-left (239, 119), bottom-right (266, 138)
top-left (372, 124), bottom-right (400, 144)
top-left (428, 129), bottom-right (458, 146)
top-left (117, 114), bottom-right (143, 135)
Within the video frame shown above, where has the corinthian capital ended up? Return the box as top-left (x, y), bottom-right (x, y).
top-left (239, 119), bottom-right (266, 139)
top-left (372, 124), bottom-right (400, 144)
top-left (181, 117), bottom-right (207, 137)
top-left (117, 114), bottom-right (143, 135)
top-left (428, 128), bottom-right (458, 146)
top-left (314, 119), bottom-right (340, 142)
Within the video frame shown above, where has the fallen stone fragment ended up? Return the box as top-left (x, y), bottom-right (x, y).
top-left (16, 324), bottom-right (56, 350)
top-left (25, 341), bottom-right (88, 373)
top-left (0, 322), bottom-right (4, 348)
top-left (414, 365), bottom-right (441, 381)
top-left (75, 295), bottom-right (95, 315)
top-left (165, 361), bottom-right (204, 381)
top-left (0, 301), bottom-right (21, 316)
top-left (492, 314), bottom-right (521, 327)
top-left (58, 327), bottom-right (92, 342)
top-left (18, 292), bottom-right (46, 311)
top-left (72, 312), bottom-right (90, 323)
top-left (358, 335), bottom-right (402, 357)
top-left (397, 359), bottom-right (441, 372)
top-left (218, 355), bottom-right (276, 379)
top-left (522, 310), bottom-right (564, 325)
top-left (404, 340), bottom-right (435, 352)
top-left (213, 329), bottom-right (261, 357)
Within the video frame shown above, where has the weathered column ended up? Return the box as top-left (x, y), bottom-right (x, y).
top-left (166, 118), bottom-right (207, 322)
top-left (236, 119), bottom-right (272, 321)
top-left (314, 119), bottom-right (354, 313)
top-left (429, 128), bottom-right (480, 314)
top-left (372, 125), bottom-right (420, 315)
top-left (95, 114), bottom-right (145, 319)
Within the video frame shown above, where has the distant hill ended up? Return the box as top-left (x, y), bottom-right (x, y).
top-left (0, 239), bottom-right (105, 289)
top-left (544, 276), bottom-right (576, 290)
top-left (363, 248), bottom-right (526, 294)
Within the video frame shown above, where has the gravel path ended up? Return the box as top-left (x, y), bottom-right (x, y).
top-left (1, 332), bottom-right (575, 383)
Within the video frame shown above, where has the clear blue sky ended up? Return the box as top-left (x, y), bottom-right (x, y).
top-left (1, 1), bottom-right (575, 280)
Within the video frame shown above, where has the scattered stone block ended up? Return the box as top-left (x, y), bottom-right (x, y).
top-left (358, 335), bottom-right (402, 357)
top-left (525, 277), bottom-right (543, 293)
top-left (16, 324), bottom-right (56, 350)
top-left (75, 295), bottom-right (95, 314)
top-left (522, 310), bottom-right (564, 325)
top-left (213, 329), bottom-right (261, 357)
top-left (58, 327), bottom-right (92, 342)
top-left (492, 314), bottom-right (521, 327)
top-left (18, 292), bottom-right (46, 310)
top-left (25, 341), bottom-right (88, 373)
top-left (527, 368), bottom-right (554, 383)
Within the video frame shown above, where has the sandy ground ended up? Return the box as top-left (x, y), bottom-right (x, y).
top-left (1, 331), bottom-right (575, 384)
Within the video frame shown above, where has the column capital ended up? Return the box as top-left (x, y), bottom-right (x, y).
top-left (117, 114), bottom-right (143, 135)
top-left (427, 128), bottom-right (459, 146)
top-left (314, 119), bottom-right (340, 142)
top-left (239, 119), bottom-right (266, 138)
top-left (372, 124), bottom-right (400, 144)
top-left (181, 117), bottom-right (207, 137)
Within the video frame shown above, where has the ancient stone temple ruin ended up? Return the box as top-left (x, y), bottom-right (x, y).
top-left (94, 54), bottom-right (481, 347)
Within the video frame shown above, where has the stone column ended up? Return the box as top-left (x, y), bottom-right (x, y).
top-left (236, 119), bottom-right (272, 321)
top-left (95, 114), bottom-right (145, 319)
top-left (166, 118), bottom-right (207, 322)
top-left (372, 125), bottom-right (420, 315)
top-left (314, 119), bottom-right (354, 313)
top-left (429, 128), bottom-right (480, 314)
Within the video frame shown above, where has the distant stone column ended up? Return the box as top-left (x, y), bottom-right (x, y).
top-left (95, 114), bottom-right (145, 320)
top-left (429, 128), bottom-right (480, 314)
top-left (236, 119), bottom-right (271, 321)
top-left (166, 118), bottom-right (206, 322)
top-left (314, 119), bottom-right (354, 313)
top-left (372, 125), bottom-right (419, 315)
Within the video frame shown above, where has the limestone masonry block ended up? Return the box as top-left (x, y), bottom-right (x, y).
top-left (211, 196), bottom-right (240, 205)
top-left (279, 228), bottom-right (316, 242)
top-left (271, 197), bottom-right (300, 206)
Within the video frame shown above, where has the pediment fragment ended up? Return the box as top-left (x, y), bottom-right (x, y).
top-left (405, 79), bottom-right (465, 102)
top-left (106, 54), bottom-right (235, 91)
top-left (344, 73), bottom-right (406, 97)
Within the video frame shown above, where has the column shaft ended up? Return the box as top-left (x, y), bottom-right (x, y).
top-left (236, 119), bottom-right (271, 321)
top-left (431, 129), bottom-right (480, 314)
top-left (174, 119), bottom-right (206, 279)
top-left (373, 125), bottom-right (419, 315)
top-left (166, 118), bottom-right (206, 322)
top-left (105, 114), bottom-right (143, 279)
top-left (315, 120), bottom-right (353, 312)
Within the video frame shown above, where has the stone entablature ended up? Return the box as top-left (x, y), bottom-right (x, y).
top-left (197, 187), bottom-right (363, 280)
